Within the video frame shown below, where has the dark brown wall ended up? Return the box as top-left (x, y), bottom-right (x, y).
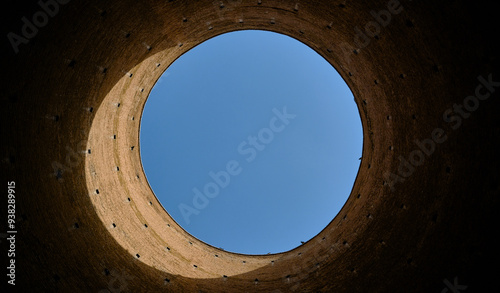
top-left (1, 0), bottom-right (499, 292)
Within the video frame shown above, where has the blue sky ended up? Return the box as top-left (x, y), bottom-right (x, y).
top-left (140, 30), bottom-right (362, 255)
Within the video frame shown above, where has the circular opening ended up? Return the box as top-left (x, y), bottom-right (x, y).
top-left (140, 30), bottom-right (362, 254)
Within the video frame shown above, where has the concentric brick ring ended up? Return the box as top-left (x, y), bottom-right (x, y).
top-left (3, 0), bottom-right (498, 291)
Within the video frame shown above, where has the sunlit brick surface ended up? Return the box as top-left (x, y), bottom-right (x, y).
top-left (1, 0), bottom-right (498, 291)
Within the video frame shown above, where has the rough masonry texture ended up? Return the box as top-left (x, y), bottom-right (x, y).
top-left (1, 0), bottom-right (499, 292)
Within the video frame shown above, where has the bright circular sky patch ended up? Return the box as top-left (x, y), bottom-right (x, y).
top-left (140, 30), bottom-right (362, 255)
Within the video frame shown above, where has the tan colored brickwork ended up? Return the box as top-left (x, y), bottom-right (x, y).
top-left (1, 0), bottom-right (498, 291)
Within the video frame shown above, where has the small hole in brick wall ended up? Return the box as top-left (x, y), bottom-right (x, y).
top-left (55, 168), bottom-right (63, 179)
top-left (432, 64), bottom-right (442, 72)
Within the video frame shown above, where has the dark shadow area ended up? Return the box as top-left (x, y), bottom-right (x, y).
top-left (1, 0), bottom-right (499, 292)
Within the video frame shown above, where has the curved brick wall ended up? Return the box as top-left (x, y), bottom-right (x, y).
top-left (1, 0), bottom-right (499, 291)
